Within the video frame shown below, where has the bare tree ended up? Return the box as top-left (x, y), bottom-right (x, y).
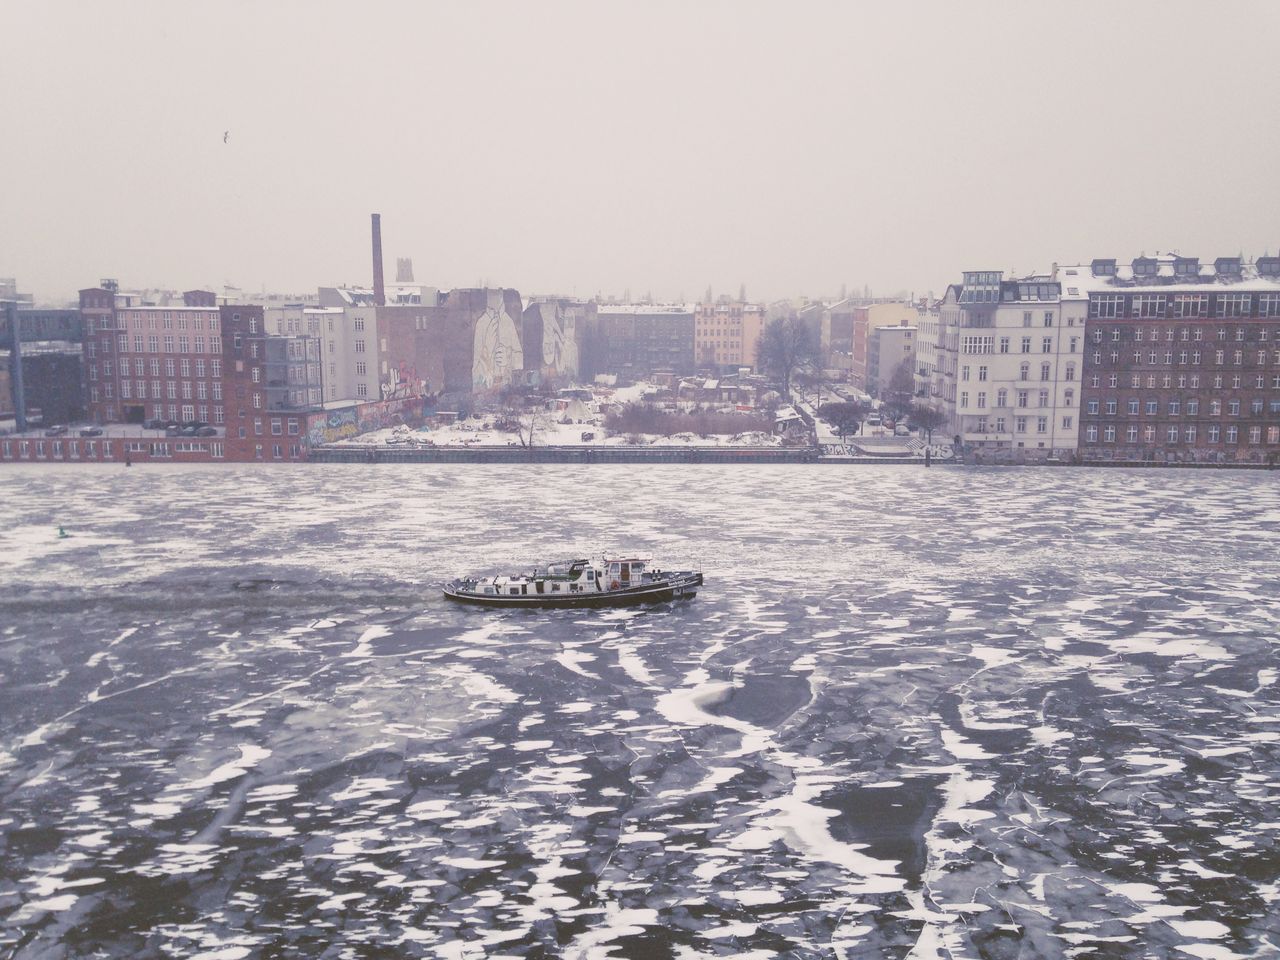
top-left (756, 316), bottom-right (820, 399)
top-left (820, 400), bottom-right (869, 440)
top-left (882, 357), bottom-right (916, 420)
top-left (909, 403), bottom-right (947, 444)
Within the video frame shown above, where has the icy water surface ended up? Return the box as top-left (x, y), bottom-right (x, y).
top-left (1, 464), bottom-right (1279, 959)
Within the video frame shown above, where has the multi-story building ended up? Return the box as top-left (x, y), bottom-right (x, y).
top-left (695, 299), bottom-right (764, 371)
top-left (81, 287), bottom-right (227, 427)
top-left (868, 324), bottom-right (916, 398)
top-left (913, 298), bottom-right (942, 401)
top-left (592, 304), bottom-right (695, 381)
top-left (220, 304), bottom-right (314, 461)
top-left (931, 271), bottom-right (1080, 458)
top-left (1076, 255), bottom-right (1280, 464)
top-left (851, 303), bottom-right (918, 391)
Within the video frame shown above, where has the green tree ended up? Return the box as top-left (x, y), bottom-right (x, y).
top-left (756, 316), bottom-right (819, 399)
top-left (821, 400), bottom-right (869, 440)
top-left (910, 403), bottom-right (947, 444)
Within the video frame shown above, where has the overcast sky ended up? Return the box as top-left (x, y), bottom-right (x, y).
top-left (4, 1), bottom-right (1279, 305)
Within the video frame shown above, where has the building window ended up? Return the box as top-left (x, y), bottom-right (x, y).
top-left (1040, 362), bottom-right (1051, 381)
top-left (1128, 399), bottom-right (1140, 415)
top-left (1086, 425), bottom-right (1098, 442)
top-left (1104, 425), bottom-right (1115, 442)
top-left (1037, 417), bottom-right (1048, 434)
top-left (1021, 337), bottom-right (1031, 353)
top-left (1042, 337), bottom-right (1053, 354)
top-left (978, 365), bottom-right (988, 381)
top-left (1134, 294), bottom-right (1167, 318)
top-left (357, 383), bottom-right (368, 398)
top-left (1216, 294), bottom-right (1251, 318)
top-left (1226, 426), bottom-right (1238, 443)
top-left (1015, 416), bottom-right (1027, 433)
top-left (1087, 399), bottom-right (1099, 414)
top-left (1062, 415), bottom-right (1073, 429)
top-left (1105, 400), bottom-right (1117, 415)
top-left (996, 388), bottom-right (1008, 407)
top-left (355, 339), bottom-right (366, 354)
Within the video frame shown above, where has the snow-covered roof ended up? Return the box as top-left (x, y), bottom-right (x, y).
top-left (1056, 258), bottom-right (1280, 297)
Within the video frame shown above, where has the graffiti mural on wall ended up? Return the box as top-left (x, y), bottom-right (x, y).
top-left (357, 396), bottom-right (425, 434)
top-left (542, 306), bottom-right (579, 380)
top-left (473, 291), bottom-right (524, 391)
top-left (307, 408), bottom-right (357, 446)
top-left (381, 358), bottom-right (427, 401)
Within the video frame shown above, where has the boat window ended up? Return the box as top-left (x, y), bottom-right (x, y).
top-left (483, 587), bottom-right (495, 595)
top-left (509, 587), bottom-right (519, 595)
top-left (608, 563), bottom-right (620, 576)
top-left (586, 569), bottom-right (595, 580)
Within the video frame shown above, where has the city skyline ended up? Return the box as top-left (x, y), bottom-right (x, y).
top-left (4, 1), bottom-right (1280, 304)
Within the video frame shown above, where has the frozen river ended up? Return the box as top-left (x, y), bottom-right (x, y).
top-left (1, 464), bottom-right (1279, 958)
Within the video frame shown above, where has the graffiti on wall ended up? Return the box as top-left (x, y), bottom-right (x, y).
top-left (307, 408), bottom-right (357, 446)
top-left (356, 396), bottom-right (424, 434)
top-left (382, 358), bottom-right (427, 401)
top-left (542, 306), bottom-right (579, 380)
top-left (473, 291), bottom-right (524, 391)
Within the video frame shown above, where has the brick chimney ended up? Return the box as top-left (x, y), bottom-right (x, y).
top-left (371, 213), bottom-right (386, 306)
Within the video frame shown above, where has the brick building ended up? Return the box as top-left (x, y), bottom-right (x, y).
top-left (81, 287), bottom-right (226, 428)
top-left (1077, 255), bottom-right (1280, 464)
top-left (592, 304), bottom-right (695, 381)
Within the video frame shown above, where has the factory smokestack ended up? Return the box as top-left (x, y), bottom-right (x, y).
top-left (371, 213), bottom-right (386, 306)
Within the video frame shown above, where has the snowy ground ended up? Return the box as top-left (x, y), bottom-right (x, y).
top-left (337, 383), bottom-right (781, 448)
top-left (1, 465), bottom-right (1279, 957)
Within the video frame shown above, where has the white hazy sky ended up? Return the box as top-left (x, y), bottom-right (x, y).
top-left (4, 0), bottom-right (1279, 304)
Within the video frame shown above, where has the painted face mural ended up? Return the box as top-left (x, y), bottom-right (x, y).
top-left (473, 294), bottom-right (524, 390)
top-left (542, 308), bottom-right (578, 378)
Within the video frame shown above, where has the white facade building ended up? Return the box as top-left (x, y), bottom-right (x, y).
top-left (931, 271), bottom-right (1082, 457)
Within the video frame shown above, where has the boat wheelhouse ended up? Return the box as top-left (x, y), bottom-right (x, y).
top-left (443, 555), bottom-right (701, 608)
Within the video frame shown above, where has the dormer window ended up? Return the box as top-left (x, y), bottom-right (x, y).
top-left (1133, 258), bottom-right (1158, 277)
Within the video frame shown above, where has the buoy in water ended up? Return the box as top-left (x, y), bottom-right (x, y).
top-left (57, 526), bottom-right (69, 539)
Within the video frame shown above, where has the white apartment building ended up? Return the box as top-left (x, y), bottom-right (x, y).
top-left (930, 270), bottom-right (1082, 457)
top-left (264, 304), bottom-right (381, 404)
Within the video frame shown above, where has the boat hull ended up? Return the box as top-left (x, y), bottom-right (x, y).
top-left (444, 573), bottom-right (702, 609)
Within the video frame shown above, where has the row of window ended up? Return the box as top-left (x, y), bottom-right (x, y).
top-left (1085, 397), bottom-right (1280, 417)
top-left (1093, 326), bottom-right (1276, 343)
top-left (961, 335), bottom-right (1079, 355)
top-left (960, 389), bottom-right (1067, 410)
top-left (0, 439), bottom-right (225, 460)
top-left (1091, 349), bottom-right (1280, 366)
top-left (1087, 372), bottom-right (1280, 390)
top-left (107, 380), bottom-right (221, 401)
top-left (91, 312), bottom-right (221, 332)
top-left (90, 335), bottom-right (224, 355)
top-left (961, 362), bottom-right (1077, 382)
top-left (1090, 293), bottom-right (1280, 319)
top-left (1085, 424), bottom-right (1279, 444)
top-left (970, 415), bottom-right (1064, 434)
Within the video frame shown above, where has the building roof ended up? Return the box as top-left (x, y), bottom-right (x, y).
top-left (1056, 255), bottom-right (1280, 298)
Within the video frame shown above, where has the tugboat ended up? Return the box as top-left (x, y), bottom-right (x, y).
top-left (444, 556), bottom-right (702, 609)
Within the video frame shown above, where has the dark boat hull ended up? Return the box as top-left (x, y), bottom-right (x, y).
top-left (444, 573), bottom-right (702, 609)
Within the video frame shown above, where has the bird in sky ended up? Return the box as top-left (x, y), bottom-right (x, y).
top-left (223, 131), bottom-right (229, 144)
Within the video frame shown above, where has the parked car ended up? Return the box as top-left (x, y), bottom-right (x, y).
top-left (165, 425), bottom-right (182, 437)
top-left (43, 425), bottom-right (68, 437)
top-left (895, 424), bottom-right (911, 436)
top-left (144, 418), bottom-right (166, 430)
top-left (79, 426), bottom-right (104, 437)
top-left (195, 426), bottom-right (217, 437)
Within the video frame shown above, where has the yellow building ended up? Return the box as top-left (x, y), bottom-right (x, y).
top-left (695, 299), bottom-right (765, 371)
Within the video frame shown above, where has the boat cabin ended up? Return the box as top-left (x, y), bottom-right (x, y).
top-left (603, 556), bottom-right (649, 590)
